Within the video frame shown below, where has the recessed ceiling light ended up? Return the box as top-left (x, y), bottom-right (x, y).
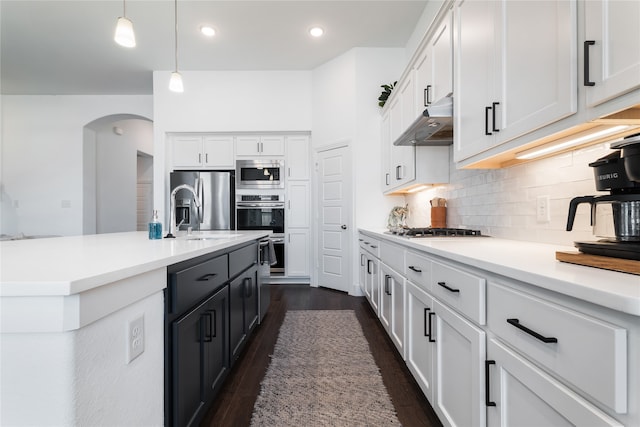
top-left (200, 25), bottom-right (216, 37)
top-left (309, 27), bottom-right (324, 38)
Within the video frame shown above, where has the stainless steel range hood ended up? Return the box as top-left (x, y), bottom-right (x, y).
top-left (393, 93), bottom-right (453, 146)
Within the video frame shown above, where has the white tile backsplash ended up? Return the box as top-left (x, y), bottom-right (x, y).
top-left (404, 144), bottom-right (614, 245)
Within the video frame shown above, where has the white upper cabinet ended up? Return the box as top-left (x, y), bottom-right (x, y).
top-left (236, 136), bottom-right (285, 157)
top-left (414, 9), bottom-right (453, 113)
top-left (285, 136), bottom-right (310, 180)
top-left (454, 0), bottom-right (577, 162)
top-left (172, 135), bottom-right (234, 169)
top-left (584, 0), bottom-right (640, 107)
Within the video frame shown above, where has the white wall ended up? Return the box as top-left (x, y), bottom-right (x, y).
top-left (404, 144), bottom-right (613, 246)
top-left (152, 70), bottom-right (313, 222)
top-left (1, 95), bottom-right (152, 236)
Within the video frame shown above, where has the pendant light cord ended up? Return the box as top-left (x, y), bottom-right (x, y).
top-left (174, 0), bottom-right (179, 72)
top-left (123, 0), bottom-right (127, 16)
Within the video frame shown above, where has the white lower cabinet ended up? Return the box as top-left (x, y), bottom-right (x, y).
top-left (433, 298), bottom-right (486, 427)
top-left (285, 229), bottom-right (309, 277)
top-left (406, 280), bottom-right (435, 401)
top-left (487, 338), bottom-right (622, 427)
top-left (380, 263), bottom-right (405, 356)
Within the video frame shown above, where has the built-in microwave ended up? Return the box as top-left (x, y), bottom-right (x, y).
top-left (236, 159), bottom-right (284, 189)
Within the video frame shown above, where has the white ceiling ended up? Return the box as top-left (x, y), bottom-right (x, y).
top-left (1, 0), bottom-right (428, 95)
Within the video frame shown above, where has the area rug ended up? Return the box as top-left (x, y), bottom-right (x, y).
top-left (250, 310), bottom-right (401, 426)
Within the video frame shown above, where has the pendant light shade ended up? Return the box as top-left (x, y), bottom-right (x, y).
top-left (169, 71), bottom-right (184, 93)
top-left (114, 16), bottom-right (136, 47)
top-left (114, 0), bottom-right (135, 48)
top-left (169, 0), bottom-right (184, 92)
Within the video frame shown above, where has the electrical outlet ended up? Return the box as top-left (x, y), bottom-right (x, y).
top-left (126, 316), bottom-right (144, 364)
top-left (536, 195), bottom-right (551, 223)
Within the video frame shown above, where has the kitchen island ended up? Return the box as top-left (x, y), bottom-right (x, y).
top-left (0, 230), bottom-right (268, 426)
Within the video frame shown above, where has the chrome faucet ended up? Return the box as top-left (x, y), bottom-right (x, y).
top-left (165, 184), bottom-right (200, 238)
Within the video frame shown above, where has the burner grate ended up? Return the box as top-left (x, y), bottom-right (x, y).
top-left (387, 227), bottom-right (483, 237)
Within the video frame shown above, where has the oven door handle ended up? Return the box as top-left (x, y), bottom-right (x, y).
top-left (270, 238), bottom-right (284, 243)
top-left (236, 203), bottom-right (285, 208)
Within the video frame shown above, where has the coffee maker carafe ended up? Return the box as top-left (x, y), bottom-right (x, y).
top-left (566, 134), bottom-right (640, 260)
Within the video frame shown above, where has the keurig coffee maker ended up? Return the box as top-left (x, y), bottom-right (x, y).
top-left (566, 133), bottom-right (640, 260)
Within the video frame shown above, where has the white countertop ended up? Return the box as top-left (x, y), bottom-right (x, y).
top-left (360, 229), bottom-right (640, 317)
top-left (0, 230), bottom-right (269, 297)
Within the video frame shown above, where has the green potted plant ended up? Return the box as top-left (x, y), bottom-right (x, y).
top-left (378, 81), bottom-right (397, 107)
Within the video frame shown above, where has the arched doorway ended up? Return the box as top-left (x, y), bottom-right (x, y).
top-left (83, 114), bottom-right (153, 235)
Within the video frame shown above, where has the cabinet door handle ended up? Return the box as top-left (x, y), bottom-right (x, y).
top-left (197, 273), bottom-right (217, 281)
top-left (485, 360), bottom-right (497, 407)
top-left (243, 277), bottom-right (253, 298)
top-left (492, 102), bottom-right (500, 132)
top-left (367, 259), bottom-right (373, 275)
top-left (428, 309), bottom-right (436, 342)
top-left (211, 309), bottom-right (217, 338)
top-left (584, 40), bottom-right (596, 86)
top-left (485, 106), bottom-right (492, 135)
top-left (200, 312), bottom-right (213, 343)
top-left (360, 254), bottom-right (365, 267)
top-left (198, 153), bottom-right (202, 164)
top-left (424, 85), bottom-right (432, 106)
top-left (396, 165), bottom-right (402, 180)
top-left (423, 307), bottom-right (429, 337)
top-left (408, 266), bottom-right (422, 273)
top-left (384, 275), bottom-right (390, 295)
top-left (437, 281), bottom-right (460, 293)
top-left (507, 318), bottom-right (558, 343)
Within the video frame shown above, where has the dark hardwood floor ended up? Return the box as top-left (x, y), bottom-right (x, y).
top-left (200, 284), bottom-right (442, 427)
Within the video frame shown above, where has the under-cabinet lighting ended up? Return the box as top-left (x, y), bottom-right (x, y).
top-left (406, 185), bottom-right (430, 193)
top-left (515, 125), bottom-right (630, 160)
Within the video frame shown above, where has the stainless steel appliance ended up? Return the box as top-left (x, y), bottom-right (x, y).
top-left (566, 137), bottom-right (640, 260)
top-left (236, 194), bottom-right (285, 275)
top-left (236, 159), bottom-right (284, 189)
top-left (169, 171), bottom-right (235, 231)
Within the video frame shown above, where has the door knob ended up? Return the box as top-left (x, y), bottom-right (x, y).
top-left (341, 224), bottom-right (347, 230)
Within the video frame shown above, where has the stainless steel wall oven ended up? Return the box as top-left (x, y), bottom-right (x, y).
top-left (236, 194), bottom-right (285, 275)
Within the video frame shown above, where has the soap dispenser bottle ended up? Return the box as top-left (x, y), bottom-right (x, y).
top-left (149, 210), bottom-right (162, 240)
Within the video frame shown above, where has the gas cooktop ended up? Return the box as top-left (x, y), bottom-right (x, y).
top-left (386, 227), bottom-right (483, 237)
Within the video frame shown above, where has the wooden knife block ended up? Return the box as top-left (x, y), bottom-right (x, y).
top-left (431, 207), bottom-right (446, 228)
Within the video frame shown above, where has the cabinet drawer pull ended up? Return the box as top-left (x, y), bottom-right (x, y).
top-left (485, 106), bottom-right (492, 136)
top-left (485, 360), bottom-right (496, 407)
top-left (408, 265), bottom-right (422, 273)
top-left (507, 318), bottom-right (558, 343)
top-left (492, 102), bottom-right (500, 132)
top-left (437, 281), bottom-right (460, 293)
top-left (584, 40), bottom-right (596, 86)
top-left (370, 245), bottom-right (378, 249)
top-left (197, 273), bottom-right (217, 281)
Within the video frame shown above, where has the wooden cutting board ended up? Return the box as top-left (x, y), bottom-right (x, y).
top-left (556, 251), bottom-right (640, 275)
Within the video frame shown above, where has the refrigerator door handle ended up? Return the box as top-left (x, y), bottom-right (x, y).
top-left (198, 177), bottom-right (204, 224)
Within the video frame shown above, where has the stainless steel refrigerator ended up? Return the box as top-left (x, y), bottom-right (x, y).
top-left (169, 171), bottom-right (235, 231)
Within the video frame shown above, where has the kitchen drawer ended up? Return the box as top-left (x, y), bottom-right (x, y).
top-left (488, 281), bottom-right (627, 413)
top-left (405, 250), bottom-right (431, 291)
top-left (169, 254), bottom-right (229, 315)
top-left (229, 242), bottom-right (258, 278)
top-left (359, 233), bottom-right (380, 258)
top-left (380, 240), bottom-right (404, 273)
top-left (431, 260), bottom-right (485, 325)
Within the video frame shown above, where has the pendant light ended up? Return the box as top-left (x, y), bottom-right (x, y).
top-left (169, 0), bottom-right (184, 92)
top-left (114, 0), bottom-right (136, 48)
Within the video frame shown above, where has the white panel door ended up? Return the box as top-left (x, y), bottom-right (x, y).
top-left (316, 145), bottom-right (352, 293)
